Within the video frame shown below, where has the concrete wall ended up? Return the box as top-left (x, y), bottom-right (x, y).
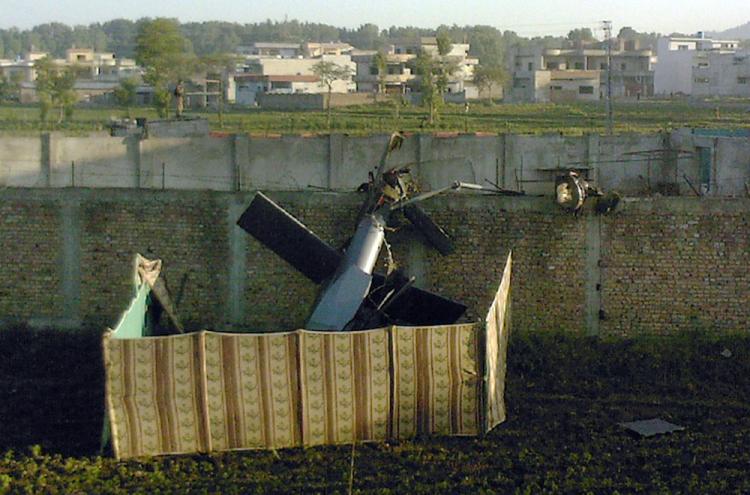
top-left (2, 131), bottom-right (750, 198)
top-left (1, 189), bottom-right (749, 337)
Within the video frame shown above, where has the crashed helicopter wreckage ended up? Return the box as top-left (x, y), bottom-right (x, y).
top-left (237, 132), bottom-right (505, 331)
top-left (100, 133), bottom-right (514, 459)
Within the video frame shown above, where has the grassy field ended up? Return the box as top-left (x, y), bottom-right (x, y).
top-left (1, 98), bottom-right (750, 136)
top-left (2, 328), bottom-right (749, 493)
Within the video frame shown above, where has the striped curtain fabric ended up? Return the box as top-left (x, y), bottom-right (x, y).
top-left (203, 331), bottom-right (300, 451)
top-left (103, 332), bottom-right (209, 459)
top-left (298, 329), bottom-right (391, 446)
top-left (391, 324), bottom-right (481, 438)
top-left (105, 313), bottom-right (509, 458)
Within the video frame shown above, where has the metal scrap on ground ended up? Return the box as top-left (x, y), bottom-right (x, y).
top-left (619, 418), bottom-right (685, 437)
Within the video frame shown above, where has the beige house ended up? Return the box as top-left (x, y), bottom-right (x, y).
top-left (508, 38), bottom-right (655, 102)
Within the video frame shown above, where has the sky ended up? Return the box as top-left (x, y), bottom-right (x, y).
top-left (1, 0), bottom-right (749, 37)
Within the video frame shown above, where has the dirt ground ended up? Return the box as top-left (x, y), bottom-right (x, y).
top-left (1, 328), bottom-right (749, 494)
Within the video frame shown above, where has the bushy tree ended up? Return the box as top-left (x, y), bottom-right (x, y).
top-left (134, 18), bottom-right (195, 118)
top-left (114, 77), bottom-right (139, 115)
top-left (473, 64), bottom-right (507, 103)
top-left (34, 56), bottom-right (77, 122)
top-left (567, 28), bottom-right (596, 43)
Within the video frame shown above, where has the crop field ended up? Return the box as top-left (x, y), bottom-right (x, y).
top-left (1, 328), bottom-right (749, 494)
top-left (1, 98), bottom-right (750, 136)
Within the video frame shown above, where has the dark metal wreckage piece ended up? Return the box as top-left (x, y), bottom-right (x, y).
top-left (237, 133), bottom-right (495, 331)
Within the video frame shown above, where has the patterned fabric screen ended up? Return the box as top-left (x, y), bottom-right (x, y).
top-left (104, 254), bottom-right (512, 459)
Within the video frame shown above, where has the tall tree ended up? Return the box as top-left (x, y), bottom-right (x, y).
top-left (372, 51), bottom-right (388, 94)
top-left (134, 18), bottom-right (194, 118)
top-left (473, 64), bottom-right (507, 103)
top-left (34, 56), bottom-right (77, 122)
top-left (414, 52), bottom-right (440, 125)
top-left (311, 60), bottom-right (353, 128)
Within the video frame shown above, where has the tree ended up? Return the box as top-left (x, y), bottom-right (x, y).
top-left (436, 31), bottom-right (453, 57)
top-left (433, 32), bottom-right (461, 98)
top-left (0, 72), bottom-right (22, 102)
top-left (34, 56), bottom-right (77, 123)
top-left (372, 50), bottom-right (388, 94)
top-left (114, 77), bottom-right (139, 116)
top-left (311, 60), bottom-right (353, 128)
top-left (473, 64), bottom-right (507, 103)
top-left (415, 52), bottom-right (441, 125)
top-left (567, 28), bottom-right (595, 43)
top-left (135, 18), bottom-right (194, 118)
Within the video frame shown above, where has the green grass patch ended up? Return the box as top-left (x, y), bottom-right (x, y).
top-left (2, 99), bottom-right (750, 136)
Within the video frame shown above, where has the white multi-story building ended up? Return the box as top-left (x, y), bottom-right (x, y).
top-left (353, 37), bottom-right (479, 98)
top-left (691, 50), bottom-right (750, 96)
top-left (233, 54), bottom-right (356, 105)
top-left (654, 34), bottom-right (740, 95)
top-left (507, 38), bottom-right (655, 102)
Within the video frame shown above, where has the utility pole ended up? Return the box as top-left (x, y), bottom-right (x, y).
top-left (602, 20), bottom-right (614, 135)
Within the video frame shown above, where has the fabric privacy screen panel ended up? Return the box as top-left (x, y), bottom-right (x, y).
top-left (390, 324), bottom-right (482, 438)
top-left (104, 323), bottom-right (500, 458)
top-left (103, 332), bottom-right (209, 459)
top-left (203, 331), bottom-right (301, 451)
top-left (485, 253), bottom-right (512, 431)
top-left (298, 328), bottom-right (391, 446)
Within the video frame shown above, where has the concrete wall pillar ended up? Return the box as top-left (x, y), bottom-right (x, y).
top-left (60, 196), bottom-right (81, 329)
top-left (586, 133), bottom-right (600, 183)
top-left (416, 133), bottom-right (432, 185)
top-left (584, 212), bottom-right (602, 336)
top-left (225, 196), bottom-right (248, 330)
top-left (328, 133), bottom-right (344, 189)
top-left (233, 135), bottom-right (250, 191)
top-left (41, 133), bottom-right (52, 187)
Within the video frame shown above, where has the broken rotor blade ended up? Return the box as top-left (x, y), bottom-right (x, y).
top-left (403, 204), bottom-right (454, 255)
top-left (237, 192), bottom-right (342, 284)
top-left (372, 272), bottom-right (466, 325)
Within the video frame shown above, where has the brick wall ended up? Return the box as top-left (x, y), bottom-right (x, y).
top-left (601, 199), bottom-right (750, 336)
top-left (0, 200), bottom-right (63, 320)
top-left (1, 189), bottom-right (748, 336)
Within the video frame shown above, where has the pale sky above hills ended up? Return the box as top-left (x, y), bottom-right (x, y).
top-left (2, 0), bottom-right (749, 38)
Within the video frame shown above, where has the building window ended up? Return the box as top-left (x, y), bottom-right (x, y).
top-left (370, 66), bottom-right (378, 75)
top-left (600, 63), bottom-right (607, 70)
top-left (528, 62), bottom-right (533, 71)
top-left (620, 63), bottom-right (626, 70)
top-left (551, 85), bottom-right (562, 90)
top-left (694, 77), bottom-right (710, 84)
top-left (574, 62), bottom-right (584, 70)
top-left (579, 86), bottom-right (594, 94)
top-left (678, 45), bottom-right (689, 50)
top-left (739, 77), bottom-right (748, 84)
top-left (546, 62), bottom-right (559, 69)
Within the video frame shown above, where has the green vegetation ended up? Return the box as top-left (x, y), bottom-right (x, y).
top-left (1, 327), bottom-right (750, 493)
top-left (33, 56), bottom-right (77, 123)
top-left (134, 19), bottom-right (195, 118)
top-left (0, 99), bottom-right (749, 136)
top-left (311, 60), bottom-right (354, 128)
